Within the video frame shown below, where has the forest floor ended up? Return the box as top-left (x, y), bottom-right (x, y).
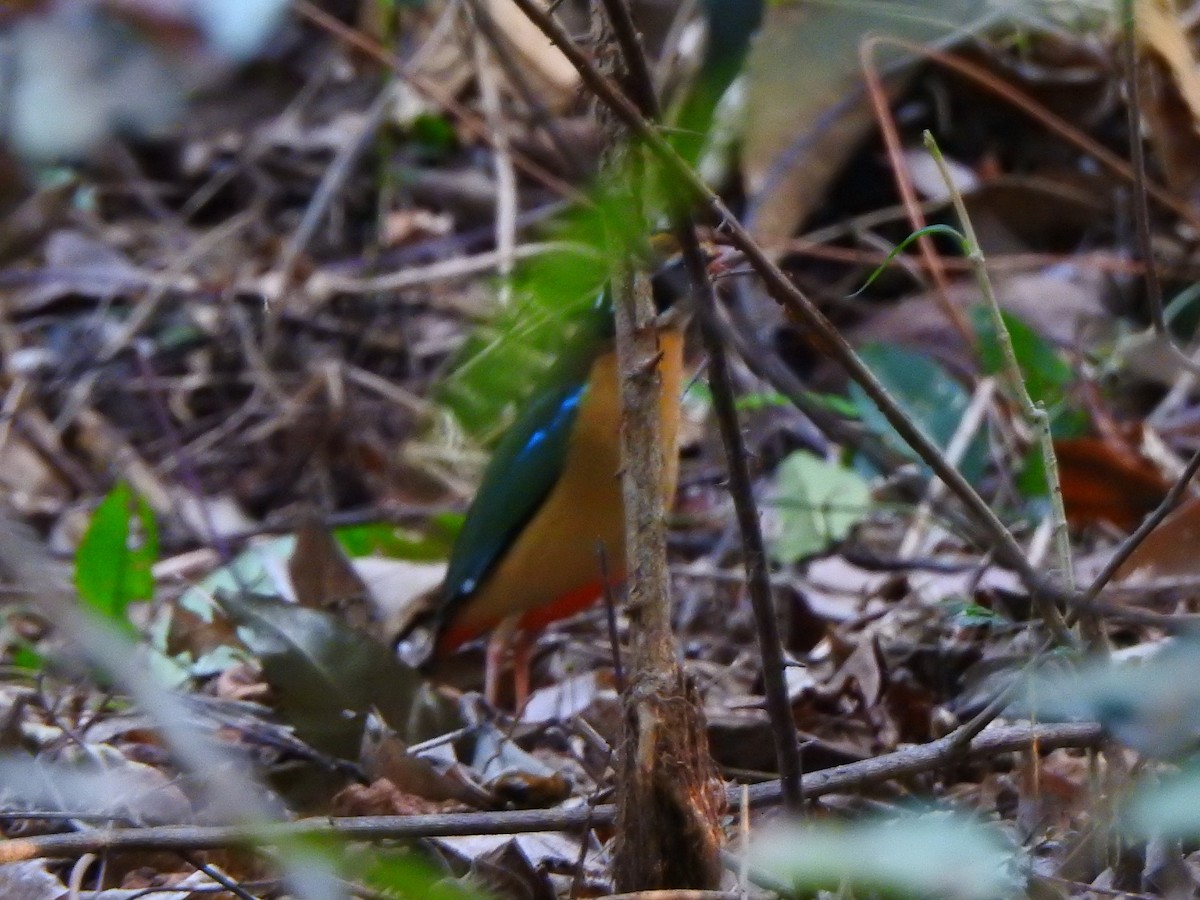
top-left (1, 1), bottom-right (1199, 897)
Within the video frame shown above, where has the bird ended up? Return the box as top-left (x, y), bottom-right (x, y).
top-left (426, 250), bottom-right (694, 707)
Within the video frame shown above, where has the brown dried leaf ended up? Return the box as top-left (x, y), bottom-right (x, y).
top-left (287, 513), bottom-right (373, 629)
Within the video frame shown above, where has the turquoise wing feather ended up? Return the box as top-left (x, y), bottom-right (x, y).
top-left (438, 300), bottom-right (613, 629)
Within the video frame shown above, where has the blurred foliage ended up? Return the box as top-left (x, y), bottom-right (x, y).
top-left (74, 481), bottom-right (158, 628)
top-left (334, 516), bottom-right (460, 561)
top-left (362, 849), bottom-right (480, 899)
top-left (434, 183), bottom-right (661, 444)
top-left (1021, 636), bottom-right (1200, 760)
top-left (1128, 767), bottom-right (1200, 840)
top-left (1, 0), bottom-right (290, 163)
top-left (751, 811), bottom-right (1022, 899)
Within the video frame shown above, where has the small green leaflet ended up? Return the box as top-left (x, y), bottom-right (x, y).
top-left (74, 481), bottom-right (158, 625)
top-left (770, 451), bottom-right (871, 564)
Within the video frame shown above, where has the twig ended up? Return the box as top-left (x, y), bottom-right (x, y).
top-left (1119, 0), bottom-right (1200, 377)
top-left (0, 512), bottom-right (338, 900)
top-left (1076, 448), bottom-right (1200, 615)
top-left (466, 0), bottom-right (590, 178)
top-left (308, 240), bottom-right (579, 298)
top-left (686, 235), bottom-right (803, 813)
top-left (864, 35), bottom-right (1200, 231)
top-left (858, 37), bottom-right (967, 345)
top-left (598, 0), bottom-right (660, 119)
top-left (272, 83), bottom-right (394, 294)
top-left (923, 131), bottom-right (1077, 647)
top-left (1122, 0), bottom-right (1165, 338)
top-left (707, 297), bottom-right (902, 470)
top-left (898, 377), bottom-right (995, 559)
top-left (598, 540), bottom-right (625, 693)
top-left (0, 721), bottom-right (1101, 862)
top-left (593, 2), bottom-right (725, 889)
top-left (597, 0), bottom-right (802, 815)
top-left (469, 6), bottom-right (518, 305)
top-left (294, 0), bottom-right (585, 205)
top-left (99, 211), bottom-right (252, 362)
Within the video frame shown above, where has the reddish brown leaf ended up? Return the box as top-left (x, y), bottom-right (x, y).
top-left (1117, 495), bottom-right (1200, 581)
top-left (1054, 437), bottom-right (1170, 530)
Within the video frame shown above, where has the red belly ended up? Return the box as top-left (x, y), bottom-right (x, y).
top-left (437, 577), bottom-right (613, 654)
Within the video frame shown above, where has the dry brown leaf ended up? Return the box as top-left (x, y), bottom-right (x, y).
top-left (287, 513), bottom-right (373, 628)
top-left (1117, 494), bottom-right (1200, 581)
top-left (1135, 0), bottom-right (1200, 200)
top-left (740, 1), bottom-right (983, 248)
top-left (483, 0), bottom-right (579, 109)
top-left (1136, 0), bottom-right (1200, 124)
top-left (1054, 436), bottom-right (1170, 531)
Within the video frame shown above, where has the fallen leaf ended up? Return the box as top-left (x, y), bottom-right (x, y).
top-left (1116, 495), bottom-right (1200, 581)
top-left (1054, 437), bottom-right (1170, 530)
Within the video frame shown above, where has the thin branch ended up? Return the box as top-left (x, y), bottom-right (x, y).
top-left (293, 0), bottom-right (586, 205)
top-left (0, 722), bottom-right (1102, 862)
top-left (923, 131), bottom-right (1077, 647)
top-left (469, 8), bottom-right (518, 305)
top-left (1119, 0), bottom-right (1200, 377)
top-left (1077, 448), bottom-right (1200, 615)
top-left (1122, 0), bottom-right (1166, 337)
top-left (686, 233), bottom-right (803, 813)
top-left (858, 37), bottom-right (967, 345)
top-left (598, 0), bottom-right (661, 119)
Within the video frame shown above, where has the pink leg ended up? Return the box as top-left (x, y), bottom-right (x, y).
top-left (511, 628), bottom-right (536, 711)
top-left (485, 616), bottom-right (520, 707)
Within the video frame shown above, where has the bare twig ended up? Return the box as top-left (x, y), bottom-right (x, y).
top-left (1077, 449), bottom-right (1200, 615)
top-left (308, 240), bottom-right (578, 298)
top-left (858, 37), bottom-right (967, 345)
top-left (466, 0), bottom-right (590, 178)
top-left (1119, 0), bottom-right (1200, 377)
top-left (469, 7), bottom-right (518, 304)
top-left (865, 35), bottom-right (1200, 231)
top-left (923, 131), bottom-right (1077, 647)
top-left (1122, 0), bottom-right (1165, 338)
top-left (686, 233), bottom-right (803, 813)
top-left (0, 721), bottom-right (1101, 863)
top-left (293, 0), bottom-right (586, 205)
top-left (272, 83), bottom-right (394, 293)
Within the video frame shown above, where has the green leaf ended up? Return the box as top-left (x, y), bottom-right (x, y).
top-left (362, 850), bottom-right (477, 899)
top-left (74, 482), bottom-right (158, 625)
top-left (334, 515), bottom-right (459, 561)
top-left (850, 344), bottom-right (988, 483)
top-left (942, 597), bottom-right (1009, 628)
top-left (770, 451), bottom-right (871, 564)
top-left (407, 113), bottom-right (457, 160)
top-left (735, 390), bottom-right (788, 412)
top-left (10, 643), bottom-right (44, 672)
top-left (434, 181), bottom-right (657, 443)
top-left (752, 812), bottom-right (1022, 899)
top-left (970, 306), bottom-right (1085, 437)
top-left (221, 593), bottom-right (461, 759)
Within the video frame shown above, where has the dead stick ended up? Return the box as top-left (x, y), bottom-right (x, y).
top-left (0, 722), bottom-right (1102, 862)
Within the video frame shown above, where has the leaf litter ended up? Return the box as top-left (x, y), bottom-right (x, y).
top-left (2, 0), bottom-right (1200, 897)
